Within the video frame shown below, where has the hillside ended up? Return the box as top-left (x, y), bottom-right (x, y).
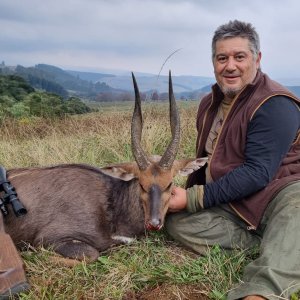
top-left (69, 70), bottom-right (214, 94)
top-left (0, 74), bottom-right (92, 118)
top-left (0, 64), bottom-right (118, 100)
top-left (0, 74), bottom-right (34, 100)
top-left (67, 70), bottom-right (115, 82)
top-left (0, 63), bottom-right (215, 101)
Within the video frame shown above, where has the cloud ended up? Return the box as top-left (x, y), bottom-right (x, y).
top-left (0, 0), bottom-right (300, 78)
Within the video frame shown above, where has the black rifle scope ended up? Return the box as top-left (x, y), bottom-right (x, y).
top-left (0, 166), bottom-right (27, 217)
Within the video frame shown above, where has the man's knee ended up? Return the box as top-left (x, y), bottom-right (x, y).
top-left (165, 208), bottom-right (259, 253)
top-left (165, 211), bottom-right (209, 254)
top-left (165, 212), bottom-right (187, 239)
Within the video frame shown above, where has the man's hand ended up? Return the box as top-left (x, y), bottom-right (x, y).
top-left (168, 186), bottom-right (187, 212)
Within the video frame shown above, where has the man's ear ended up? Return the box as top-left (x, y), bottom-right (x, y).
top-left (173, 157), bottom-right (208, 176)
top-left (100, 162), bottom-right (139, 181)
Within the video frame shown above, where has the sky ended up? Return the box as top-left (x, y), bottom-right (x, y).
top-left (1, 0), bottom-right (300, 81)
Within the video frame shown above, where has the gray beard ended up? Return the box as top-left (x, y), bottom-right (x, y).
top-left (222, 87), bottom-right (240, 99)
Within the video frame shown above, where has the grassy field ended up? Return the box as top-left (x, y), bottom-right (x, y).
top-left (0, 101), bottom-right (297, 300)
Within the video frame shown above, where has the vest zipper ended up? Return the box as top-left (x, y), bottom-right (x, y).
top-left (229, 203), bottom-right (256, 230)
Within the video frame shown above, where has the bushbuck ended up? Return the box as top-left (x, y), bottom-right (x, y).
top-left (2, 72), bottom-right (207, 261)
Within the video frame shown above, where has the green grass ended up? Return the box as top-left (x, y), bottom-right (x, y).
top-left (19, 231), bottom-right (255, 300)
top-left (1, 101), bottom-right (298, 300)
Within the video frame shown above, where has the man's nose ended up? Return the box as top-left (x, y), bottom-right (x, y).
top-left (225, 57), bottom-right (236, 71)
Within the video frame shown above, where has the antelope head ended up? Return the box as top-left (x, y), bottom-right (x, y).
top-left (101, 71), bottom-right (207, 230)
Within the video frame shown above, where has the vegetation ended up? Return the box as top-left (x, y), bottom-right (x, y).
top-left (0, 63), bottom-right (118, 99)
top-left (0, 101), bottom-right (299, 299)
top-left (0, 75), bottom-right (93, 119)
top-left (0, 63), bottom-right (213, 102)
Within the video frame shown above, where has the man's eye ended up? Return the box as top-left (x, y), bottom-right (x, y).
top-left (235, 55), bottom-right (245, 61)
top-left (217, 56), bottom-right (227, 63)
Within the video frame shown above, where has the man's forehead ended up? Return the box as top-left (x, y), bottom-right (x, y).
top-left (215, 37), bottom-right (251, 54)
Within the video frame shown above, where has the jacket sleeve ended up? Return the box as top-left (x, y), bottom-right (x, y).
top-left (202, 96), bottom-right (300, 208)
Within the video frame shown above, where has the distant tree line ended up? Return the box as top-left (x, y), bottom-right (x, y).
top-left (15, 64), bottom-right (114, 98)
top-left (0, 62), bottom-right (208, 102)
top-left (94, 90), bottom-right (188, 102)
top-left (0, 75), bottom-right (93, 119)
top-left (0, 63), bottom-right (115, 100)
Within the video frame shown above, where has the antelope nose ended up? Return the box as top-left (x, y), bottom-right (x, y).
top-left (147, 218), bottom-right (162, 231)
top-left (150, 218), bottom-right (160, 227)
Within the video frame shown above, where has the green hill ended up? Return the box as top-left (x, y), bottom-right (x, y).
top-left (0, 74), bottom-right (34, 101)
top-left (34, 64), bottom-right (114, 95)
top-left (0, 74), bottom-right (92, 119)
top-left (67, 70), bottom-right (115, 82)
top-left (0, 64), bottom-right (117, 99)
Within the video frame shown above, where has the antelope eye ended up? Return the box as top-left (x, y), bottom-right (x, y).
top-left (139, 184), bottom-right (147, 193)
top-left (165, 182), bottom-right (173, 192)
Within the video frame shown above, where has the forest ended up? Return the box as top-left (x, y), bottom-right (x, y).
top-left (0, 74), bottom-right (92, 119)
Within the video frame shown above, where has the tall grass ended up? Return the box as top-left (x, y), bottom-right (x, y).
top-left (1, 101), bottom-right (290, 300)
top-left (0, 101), bottom-right (198, 168)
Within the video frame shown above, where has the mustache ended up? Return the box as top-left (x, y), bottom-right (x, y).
top-left (222, 72), bottom-right (241, 77)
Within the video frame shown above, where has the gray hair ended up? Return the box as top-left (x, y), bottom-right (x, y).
top-left (212, 20), bottom-right (260, 60)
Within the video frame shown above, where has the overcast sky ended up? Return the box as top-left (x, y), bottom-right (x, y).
top-left (1, 0), bottom-right (300, 80)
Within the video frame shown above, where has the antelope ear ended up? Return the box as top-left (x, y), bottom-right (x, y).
top-left (100, 162), bottom-right (139, 181)
top-left (173, 157), bottom-right (208, 176)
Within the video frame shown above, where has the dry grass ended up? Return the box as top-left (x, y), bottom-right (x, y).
top-left (0, 101), bottom-right (198, 168)
top-left (0, 100), bottom-right (267, 300)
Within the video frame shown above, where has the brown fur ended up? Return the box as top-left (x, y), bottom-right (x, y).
top-left (4, 164), bottom-right (144, 261)
top-left (2, 158), bottom-right (207, 261)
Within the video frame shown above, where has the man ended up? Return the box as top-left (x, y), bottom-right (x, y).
top-left (0, 213), bottom-right (29, 299)
top-left (166, 20), bottom-right (300, 300)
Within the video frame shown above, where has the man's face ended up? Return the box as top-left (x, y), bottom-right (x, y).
top-left (213, 37), bottom-right (261, 99)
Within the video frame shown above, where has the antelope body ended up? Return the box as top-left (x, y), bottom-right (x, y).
top-left (3, 72), bottom-right (206, 261)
